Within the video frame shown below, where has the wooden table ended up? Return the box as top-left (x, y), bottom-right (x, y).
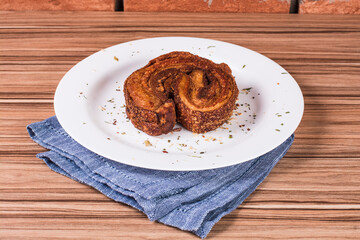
top-left (1, 11), bottom-right (359, 239)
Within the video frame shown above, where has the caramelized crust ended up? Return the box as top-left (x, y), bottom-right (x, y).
top-left (124, 51), bottom-right (239, 136)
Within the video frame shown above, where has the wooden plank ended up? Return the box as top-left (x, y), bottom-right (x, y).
top-left (1, 72), bottom-right (360, 99)
top-left (2, 102), bottom-right (360, 157)
top-left (2, 155), bottom-right (360, 212)
top-left (1, 14), bottom-right (359, 103)
top-left (1, 218), bottom-right (359, 239)
top-left (2, 136), bottom-right (360, 157)
top-left (1, 200), bottom-right (360, 219)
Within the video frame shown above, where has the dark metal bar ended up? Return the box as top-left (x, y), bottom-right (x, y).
top-left (115, 0), bottom-right (124, 11)
top-left (290, 0), bottom-right (299, 14)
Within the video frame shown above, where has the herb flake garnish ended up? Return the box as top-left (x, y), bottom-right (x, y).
top-left (242, 87), bottom-right (252, 91)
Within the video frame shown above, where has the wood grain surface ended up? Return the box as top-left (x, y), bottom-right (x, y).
top-left (1, 11), bottom-right (360, 239)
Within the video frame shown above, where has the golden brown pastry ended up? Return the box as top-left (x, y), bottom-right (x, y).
top-left (124, 51), bottom-right (239, 136)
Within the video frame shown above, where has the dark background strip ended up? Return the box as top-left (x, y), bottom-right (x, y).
top-left (115, 0), bottom-right (124, 11)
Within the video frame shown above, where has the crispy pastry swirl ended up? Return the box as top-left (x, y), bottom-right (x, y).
top-left (124, 51), bottom-right (239, 136)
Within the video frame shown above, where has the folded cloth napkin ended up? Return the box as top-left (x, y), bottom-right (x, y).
top-left (27, 116), bottom-right (294, 238)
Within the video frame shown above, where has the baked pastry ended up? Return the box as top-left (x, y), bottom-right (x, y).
top-left (124, 51), bottom-right (239, 136)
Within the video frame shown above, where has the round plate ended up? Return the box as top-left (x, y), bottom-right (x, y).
top-left (54, 37), bottom-right (304, 171)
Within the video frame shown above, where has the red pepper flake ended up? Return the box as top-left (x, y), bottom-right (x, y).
top-left (162, 150), bottom-right (168, 153)
top-left (79, 92), bottom-right (83, 94)
top-left (277, 82), bottom-right (280, 85)
top-left (107, 137), bottom-right (111, 140)
top-left (247, 128), bottom-right (251, 131)
top-left (112, 119), bottom-right (117, 125)
top-left (172, 127), bottom-right (182, 132)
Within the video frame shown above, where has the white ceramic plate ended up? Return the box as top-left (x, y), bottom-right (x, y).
top-left (54, 37), bottom-right (304, 171)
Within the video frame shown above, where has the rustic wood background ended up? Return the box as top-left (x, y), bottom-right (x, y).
top-left (1, 11), bottom-right (360, 239)
top-left (1, 0), bottom-right (359, 14)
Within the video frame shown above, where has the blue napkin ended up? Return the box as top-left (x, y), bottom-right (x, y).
top-left (27, 116), bottom-right (294, 238)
